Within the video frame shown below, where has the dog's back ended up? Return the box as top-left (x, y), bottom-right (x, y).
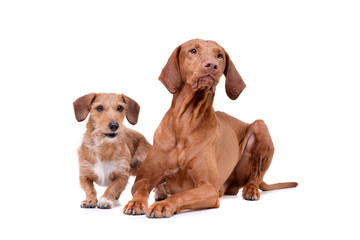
top-left (122, 128), bottom-right (151, 176)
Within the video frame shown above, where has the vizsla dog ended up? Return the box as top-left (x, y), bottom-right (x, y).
top-left (123, 39), bottom-right (297, 217)
top-left (74, 93), bottom-right (152, 209)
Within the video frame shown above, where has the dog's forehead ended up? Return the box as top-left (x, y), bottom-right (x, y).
top-left (93, 93), bottom-right (124, 104)
top-left (182, 39), bottom-right (223, 51)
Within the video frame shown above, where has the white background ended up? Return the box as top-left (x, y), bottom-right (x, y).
top-left (1, 0), bottom-right (359, 239)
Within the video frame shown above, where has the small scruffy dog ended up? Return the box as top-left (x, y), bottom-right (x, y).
top-left (73, 93), bottom-right (151, 209)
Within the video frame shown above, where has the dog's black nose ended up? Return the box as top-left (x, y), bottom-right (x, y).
top-left (108, 122), bottom-right (119, 131)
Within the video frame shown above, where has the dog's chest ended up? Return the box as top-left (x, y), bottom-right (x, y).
top-left (92, 156), bottom-right (127, 187)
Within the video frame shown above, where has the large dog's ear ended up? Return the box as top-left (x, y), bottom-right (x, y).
top-left (158, 45), bottom-right (183, 94)
top-left (122, 94), bottom-right (140, 125)
top-left (224, 52), bottom-right (246, 100)
top-left (73, 93), bottom-right (96, 122)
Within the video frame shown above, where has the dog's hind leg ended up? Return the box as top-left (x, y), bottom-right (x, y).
top-left (241, 120), bottom-right (275, 200)
top-left (223, 120), bottom-right (274, 200)
top-left (154, 182), bottom-right (170, 201)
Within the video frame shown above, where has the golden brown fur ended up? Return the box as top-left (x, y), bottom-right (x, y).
top-left (74, 93), bottom-right (152, 209)
top-left (123, 39), bottom-right (297, 217)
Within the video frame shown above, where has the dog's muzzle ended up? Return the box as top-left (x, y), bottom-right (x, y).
top-left (192, 75), bottom-right (218, 93)
top-left (105, 122), bottom-right (119, 138)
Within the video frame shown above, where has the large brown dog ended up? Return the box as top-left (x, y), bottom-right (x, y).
top-left (123, 39), bottom-right (297, 218)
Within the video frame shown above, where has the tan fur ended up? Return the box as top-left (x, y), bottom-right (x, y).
top-left (74, 93), bottom-right (152, 209)
top-left (123, 39), bottom-right (297, 218)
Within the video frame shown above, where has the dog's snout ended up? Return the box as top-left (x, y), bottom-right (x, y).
top-left (108, 122), bottom-right (119, 132)
top-left (204, 61), bottom-right (218, 71)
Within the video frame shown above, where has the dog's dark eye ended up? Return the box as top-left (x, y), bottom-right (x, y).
top-left (117, 106), bottom-right (123, 112)
top-left (190, 49), bottom-right (197, 54)
top-left (217, 53), bottom-right (223, 59)
top-left (96, 105), bottom-right (103, 112)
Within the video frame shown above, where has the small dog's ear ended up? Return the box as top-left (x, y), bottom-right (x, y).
top-left (158, 45), bottom-right (183, 94)
top-left (73, 93), bottom-right (96, 122)
top-left (122, 95), bottom-right (140, 125)
top-left (224, 52), bottom-right (246, 100)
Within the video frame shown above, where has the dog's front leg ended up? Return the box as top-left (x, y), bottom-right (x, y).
top-left (147, 160), bottom-right (220, 218)
top-left (79, 176), bottom-right (97, 208)
top-left (147, 180), bottom-right (219, 218)
top-left (123, 148), bottom-right (170, 215)
top-left (123, 178), bottom-right (152, 215)
top-left (98, 171), bottom-right (130, 209)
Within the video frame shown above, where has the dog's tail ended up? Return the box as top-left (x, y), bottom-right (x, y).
top-left (259, 181), bottom-right (298, 191)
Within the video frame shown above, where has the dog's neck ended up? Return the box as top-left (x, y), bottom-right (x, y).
top-left (171, 83), bottom-right (217, 128)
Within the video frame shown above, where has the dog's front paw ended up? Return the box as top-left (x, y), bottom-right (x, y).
top-left (97, 197), bottom-right (114, 209)
top-left (123, 198), bottom-right (147, 215)
top-left (242, 184), bottom-right (260, 201)
top-left (80, 198), bottom-right (98, 208)
top-left (147, 200), bottom-right (177, 218)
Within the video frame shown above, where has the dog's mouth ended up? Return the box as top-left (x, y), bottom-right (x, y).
top-left (192, 75), bottom-right (217, 93)
top-left (104, 133), bottom-right (117, 138)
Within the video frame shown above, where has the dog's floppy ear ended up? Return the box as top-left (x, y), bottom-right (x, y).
top-left (122, 94), bottom-right (140, 125)
top-left (224, 51), bottom-right (246, 100)
top-left (73, 93), bottom-right (96, 122)
top-left (158, 45), bottom-right (183, 94)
